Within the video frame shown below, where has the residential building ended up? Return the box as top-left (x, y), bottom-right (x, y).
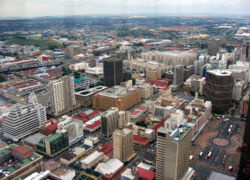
top-left (3, 93), bottom-right (47, 142)
top-left (156, 125), bottom-right (191, 180)
top-left (103, 58), bottom-right (123, 87)
top-left (113, 128), bottom-right (133, 162)
top-left (101, 107), bottom-right (119, 137)
top-left (191, 75), bottom-right (206, 95)
top-left (93, 86), bottom-right (141, 110)
top-left (36, 130), bottom-right (69, 157)
top-left (205, 69), bottom-right (233, 111)
top-left (49, 76), bottom-right (76, 115)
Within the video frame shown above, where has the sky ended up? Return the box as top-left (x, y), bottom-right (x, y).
top-left (0, 0), bottom-right (250, 18)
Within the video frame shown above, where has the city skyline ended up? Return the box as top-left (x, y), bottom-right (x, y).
top-left (0, 0), bottom-right (250, 18)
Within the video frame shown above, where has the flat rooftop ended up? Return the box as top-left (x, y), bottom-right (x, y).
top-left (98, 86), bottom-right (136, 98)
top-left (75, 86), bottom-right (107, 97)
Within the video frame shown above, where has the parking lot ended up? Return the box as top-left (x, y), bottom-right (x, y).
top-left (190, 116), bottom-right (245, 179)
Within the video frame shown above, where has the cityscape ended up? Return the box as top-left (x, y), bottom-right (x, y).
top-left (0, 1), bottom-right (250, 180)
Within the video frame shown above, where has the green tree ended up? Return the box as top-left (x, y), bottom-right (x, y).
top-left (136, 121), bottom-right (147, 128)
top-left (74, 71), bottom-right (81, 79)
top-left (0, 75), bottom-right (6, 82)
top-left (89, 84), bottom-right (95, 88)
top-left (132, 78), bottom-right (136, 85)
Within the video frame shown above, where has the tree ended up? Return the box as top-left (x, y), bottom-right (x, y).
top-left (89, 84), bottom-right (95, 88)
top-left (0, 75), bottom-right (6, 82)
top-left (136, 121), bottom-right (147, 128)
top-left (74, 71), bottom-right (81, 79)
top-left (95, 81), bottom-right (104, 86)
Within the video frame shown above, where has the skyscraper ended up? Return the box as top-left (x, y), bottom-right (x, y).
top-left (3, 93), bottom-right (47, 142)
top-left (62, 76), bottom-right (76, 111)
top-left (204, 69), bottom-right (233, 112)
top-left (156, 125), bottom-right (191, 180)
top-left (103, 58), bottom-right (123, 87)
top-left (113, 128), bottom-right (133, 162)
top-left (101, 107), bottom-right (119, 137)
top-left (242, 42), bottom-right (250, 61)
top-left (172, 64), bottom-right (184, 90)
top-left (49, 76), bottom-right (76, 115)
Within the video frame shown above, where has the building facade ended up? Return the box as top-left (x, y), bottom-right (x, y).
top-left (204, 70), bottom-right (233, 112)
top-left (104, 58), bottom-right (123, 87)
top-left (113, 128), bottom-right (133, 162)
top-left (3, 93), bottom-right (47, 142)
top-left (101, 107), bottom-right (120, 137)
top-left (156, 125), bottom-right (191, 180)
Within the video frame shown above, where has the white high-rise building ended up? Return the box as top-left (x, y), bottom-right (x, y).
top-left (49, 79), bottom-right (65, 115)
top-left (49, 76), bottom-right (76, 115)
top-left (57, 115), bottom-right (83, 145)
top-left (3, 93), bottom-right (47, 142)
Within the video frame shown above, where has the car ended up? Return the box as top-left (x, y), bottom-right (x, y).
top-left (199, 152), bottom-right (203, 159)
top-left (207, 151), bottom-right (212, 158)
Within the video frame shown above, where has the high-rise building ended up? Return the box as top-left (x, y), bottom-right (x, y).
top-left (172, 64), bottom-right (184, 90)
top-left (49, 76), bottom-right (76, 115)
top-left (103, 58), bottom-right (123, 87)
top-left (238, 94), bottom-right (250, 179)
top-left (156, 125), bottom-right (191, 180)
top-left (62, 76), bottom-right (76, 111)
top-left (57, 115), bottom-right (83, 145)
top-left (113, 128), bottom-right (133, 162)
top-left (49, 79), bottom-right (65, 115)
top-left (204, 69), bottom-right (233, 112)
top-left (242, 42), bottom-right (250, 61)
top-left (3, 93), bottom-right (47, 142)
top-left (101, 107), bottom-right (120, 137)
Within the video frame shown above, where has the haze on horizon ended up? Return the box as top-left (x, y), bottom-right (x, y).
top-left (0, 0), bottom-right (250, 18)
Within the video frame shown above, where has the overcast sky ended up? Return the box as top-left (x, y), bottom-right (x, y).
top-left (0, 0), bottom-right (249, 18)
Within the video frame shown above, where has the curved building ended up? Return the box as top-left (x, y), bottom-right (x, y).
top-left (205, 70), bottom-right (233, 112)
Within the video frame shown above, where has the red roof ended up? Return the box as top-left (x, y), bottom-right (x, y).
top-left (137, 106), bottom-right (147, 111)
top-left (137, 167), bottom-right (156, 180)
top-left (12, 146), bottom-right (33, 159)
top-left (131, 110), bottom-right (140, 116)
top-left (46, 121), bottom-right (59, 131)
top-left (153, 120), bottom-right (165, 131)
top-left (74, 110), bottom-right (100, 123)
top-left (133, 135), bottom-right (149, 143)
top-left (86, 120), bottom-right (101, 129)
top-left (162, 86), bottom-right (170, 91)
top-left (99, 142), bottom-right (113, 157)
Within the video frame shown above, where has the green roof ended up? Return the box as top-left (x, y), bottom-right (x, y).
top-left (46, 133), bottom-right (62, 142)
top-left (7, 166), bottom-right (16, 173)
top-left (0, 145), bottom-right (16, 158)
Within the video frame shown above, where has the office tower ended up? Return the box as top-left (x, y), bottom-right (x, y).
top-left (208, 39), bottom-right (220, 56)
top-left (242, 42), bottom-right (250, 61)
top-left (156, 125), bottom-right (191, 180)
top-left (49, 76), bottom-right (76, 115)
top-left (172, 64), bottom-right (184, 89)
top-left (62, 76), bottom-right (76, 111)
top-left (66, 45), bottom-right (81, 58)
top-left (36, 131), bottom-right (69, 157)
top-left (101, 107), bottom-right (119, 137)
top-left (113, 128), bottom-right (133, 162)
top-left (103, 58), bottom-right (123, 87)
top-left (204, 69), bottom-right (233, 112)
top-left (238, 94), bottom-right (250, 179)
top-left (3, 93), bottom-right (47, 142)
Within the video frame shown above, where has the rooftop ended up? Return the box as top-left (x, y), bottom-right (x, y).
top-left (24, 133), bottom-right (46, 145)
top-left (207, 69), bottom-right (232, 76)
top-left (98, 86), bottom-right (136, 98)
